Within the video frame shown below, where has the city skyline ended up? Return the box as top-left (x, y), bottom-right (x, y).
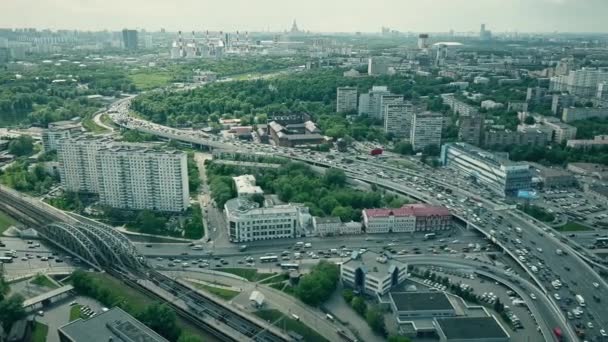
top-left (2, 0), bottom-right (608, 33)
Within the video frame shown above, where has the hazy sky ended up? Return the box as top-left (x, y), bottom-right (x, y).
top-left (3, 0), bottom-right (607, 33)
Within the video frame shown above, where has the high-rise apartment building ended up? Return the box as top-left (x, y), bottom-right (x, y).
top-left (549, 68), bottom-right (608, 97)
top-left (380, 94), bottom-right (404, 122)
top-left (42, 120), bottom-right (83, 152)
top-left (358, 86), bottom-right (391, 118)
top-left (458, 114), bottom-right (485, 146)
top-left (410, 112), bottom-right (443, 151)
top-left (122, 29), bottom-right (138, 50)
top-left (57, 138), bottom-right (189, 212)
top-left (384, 103), bottom-right (413, 139)
top-left (368, 57), bottom-right (391, 75)
top-left (336, 87), bottom-right (358, 113)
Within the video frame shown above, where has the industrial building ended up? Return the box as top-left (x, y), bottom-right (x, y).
top-left (340, 250), bottom-right (408, 296)
top-left (58, 307), bottom-right (168, 342)
top-left (362, 204), bottom-right (452, 234)
top-left (440, 142), bottom-right (532, 197)
top-left (389, 292), bottom-right (456, 321)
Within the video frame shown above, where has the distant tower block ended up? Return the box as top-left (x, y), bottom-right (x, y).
top-left (418, 33), bottom-right (429, 50)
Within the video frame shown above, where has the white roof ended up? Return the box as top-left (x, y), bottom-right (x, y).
top-left (249, 290), bottom-right (265, 305)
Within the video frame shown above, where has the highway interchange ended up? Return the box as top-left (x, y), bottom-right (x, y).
top-left (78, 98), bottom-right (608, 341)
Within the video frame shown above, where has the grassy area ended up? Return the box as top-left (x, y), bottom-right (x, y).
top-left (215, 268), bottom-right (276, 282)
top-left (519, 204), bottom-right (555, 223)
top-left (69, 304), bottom-right (83, 321)
top-left (388, 159), bottom-right (416, 169)
top-left (130, 72), bottom-right (172, 90)
top-left (30, 274), bottom-right (58, 289)
top-left (100, 114), bottom-right (118, 128)
top-left (82, 115), bottom-right (108, 133)
top-left (31, 322), bottom-right (48, 342)
top-left (260, 273), bottom-right (289, 285)
top-left (191, 283), bottom-right (240, 300)
top-left (85, 272), bottom-right (150, 313)
top-left (556, 221), bottom-right (592, 232)
top-left (0, 210), bottom-right (17, 235)
top-left (254, 309), bottom-right (329, 342)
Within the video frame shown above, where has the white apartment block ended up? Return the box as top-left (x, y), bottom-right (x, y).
top-left (336, 87), bottom-right (358, 113)
top-left (550, 68), bottom-right (608, 97)
top-left (410, 112), bottom-right (443, 151)
top-left (225, 198), bottom-right (307, 243)
top-left (441, 94), bottom-right (479, 116)
top-left (96, 146), bottom-right (189, 212)
top-left (384, 103), bottom-right (413, 138)
top-left (57, 138), bottom-right (189, 212)
top-left (359, 86), bottom-right (391, 118)
top-left (42, 120), bottom-right (82, 152)
top-left (380, 94), bottom-right (404, 123)
top-left (341, 251), bottom-right (408, 296)
top-left (233, 175), bottom-right (263, 197)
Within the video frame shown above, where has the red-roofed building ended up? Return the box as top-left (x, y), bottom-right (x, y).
top-left (362, 204), bottom-right (452, 233)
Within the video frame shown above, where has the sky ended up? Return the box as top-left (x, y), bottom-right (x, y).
top-left (2, 0), bottom-right (607, 33)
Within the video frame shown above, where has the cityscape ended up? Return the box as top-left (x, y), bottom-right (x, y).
top-left (1, 1), bottom-right (608, 342)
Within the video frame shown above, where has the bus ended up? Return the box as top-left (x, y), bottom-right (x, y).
top-left (259, 255), bottom-right (278, 263)
top-left (424, 233), bottom-right (436, 240)
top-left (596, 237), bottom-right (608, 246)
top-left (280, 263), bottom-right (299, 270)
top-left (0, 256), bottom-right (13, 263)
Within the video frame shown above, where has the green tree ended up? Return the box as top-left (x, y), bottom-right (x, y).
top-left (523, 116), bottom-right (535, 125)
top-left (8, 136), bottom-right (34, 157)
top-left (393, 141), bottom-right (413, 155)
top-left (177, 334), bottom-right (204, 342)
top-left (342, 289), bottom-right (354, 303)
top-left (251, 193), bottom-right (265, 207)
top-left (135, 210), bottom-right (167, 235)
top-left (295, 261), bottom-right (339, 306)
top-left (0, 294), bottom-right (26, 331)
top-left (388, 335), bottom-right (412, 342)
top-left (324, 168), bottom-right (347, 187)
top-left (351, 296), bottom-right (367, 315)
top-left (136, 303), bottom-right (181, 341)
top-left (366, 305), bottom-right (386, 336)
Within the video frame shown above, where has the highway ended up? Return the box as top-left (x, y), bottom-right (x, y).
top-left (104, 95), bottom-right (608, 341)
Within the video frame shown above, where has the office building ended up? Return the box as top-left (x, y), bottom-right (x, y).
top-left (359, 86), bottom-right (391, 118)
top-left (567, 135), bottom-right (608, 149)
top-left (410, 111), bottom-right (443, 151)
top-left (58, 307), bottom-right (169, 342)
top-left (233, 175), bottom-right (263, 197)
top-left (224, 197), bottom-right (308, 242)
top-left (458, 113), bottom-right (484, 146)
top-left (483, 129), bottom-right (548, 148)
top-left (42, 120), bottom-right (82, 152)
top-left (418, 34), bottom-right (429, 50)
top-left (440, 143), bottom-right (532, 197)
top-left (96, 145), bottom-right (189, 212)
top-left (57, 138), bottom-right (189, 212)
top-left (434, 316), bottom-right (510, 342)
top-left (336, 87), bottom-right (358, 113)
top-left (562, 107), bottom-right (608, 123)
top-left (340, 250), bottom-right (408, 296)
top-left (567, 163), bottom-right (608, 180)
top-left (529, 163), bottom-right (576, 189)
top-left (384, 103), bottom-right (414, 139)
top-left (479, 24), bottom-right (492, 40)
top-left (122, 29), bottom-right (138, 50)
top-left (390, 292), bottom-right (456, 321)
top-left (362, 204), bottom-right (452, 234)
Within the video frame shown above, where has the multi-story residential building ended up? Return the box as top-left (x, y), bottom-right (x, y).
top-left (57, 138), bottom-right (189, 212)
top-left (340, 251), bottom-right (408, 296)
top-left (42, 120), bottom-right (82, 152)
top-left (551, 94), bottom-right (575, 115)
top-left (384, 103), bottom-right (414, 139)
top-left (380, 94), bottom-right (404, 122)
top-left (483, 129), bottom-right (548, 148)
top-left (122, 29), bottom-right (138, 50)
top-left (539, 117), bottom-right (578, 143)
top-left (550, 68), bottom-right (608, 97)
top-left (359, 86), bottom-right (391, 118)
top-left (336, 87), bottom-right (358, 113)
top-left (441, 94), bottom-right (479, 117)
top-left (233, 175), bottom-right (263, 198)
top-left (458, 113), bottom-right (485, 146)
top-left (368, 57), bottom-right (392, 75)
top-left (440, 142), bottom-right (532, 197)
top-left (224, 197), bottom-right (308, 243)
top-left (362, 204), bottom-right (452, 234)
top-left (566, 135), bottom-right (608, 149)
top-left (562, 107), bottom-right (608, 123)
top-left (526, 86), bottom-right (548, 104)
top-left (57, 137), bottom-right (105, 194)
top-left (410, 111), bottom-right (443, 151)
top-left (96, 145), bottom-right (189, 212)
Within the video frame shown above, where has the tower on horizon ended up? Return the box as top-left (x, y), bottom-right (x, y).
top-left (291, 19), bottom-right (300, 33)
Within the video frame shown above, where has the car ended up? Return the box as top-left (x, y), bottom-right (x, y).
top-left (37, 310), bottom-right (44, 316)
top-left (600, 329), bottom-right (607, 337)
top-left (587, 322), bottom-right (594, 329)
top-left (593, 282), bottom-right (600, 288)
top-left (69, 301), bottom-right (78, 306)
top-left (530, 293), bottom-right (537, 300)
top-left (554, 293), bottom-right (561, 300)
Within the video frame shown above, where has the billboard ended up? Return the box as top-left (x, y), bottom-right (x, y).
top-left (517, 190), bottom-right (538, 199)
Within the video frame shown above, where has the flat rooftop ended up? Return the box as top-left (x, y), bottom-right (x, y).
top-left (390, 292), bottom-right (454, 312)
top-left (343, 251), bottom-right (406, 279)
top-left (435, 316), bottom-right (509, 340)
top-left (59, 307), bottom-right (169, 342)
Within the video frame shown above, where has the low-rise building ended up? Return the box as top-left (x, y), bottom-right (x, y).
top-left (584, 184), bottom-right (608, 206)
top-left (566, 135), bottom-right (608, 149)
top-left (363, 204), bottom-right (452, 234)
top-left (224, 197), bottom-right (308, 243)
top-left (233, 175), bottom-right (263, 198)
top-left (434, 316), bottom-right (510, 342)
top-left (481, 100), bottom-right (503, 110)
top-left (390, 292), bottom-right (456, 322)
top-left (530, 163), bottom-right (576, 188)
top-left (440, 142), bottom-right (532, 197)
top-left (267, 114), bottom-right (324, 147)
top-left (562, 106), bottom-right (608, 123)
top-left (312, 216), bottom-right (342, 236)
top-left (340, 251), bottom-right (408, 296)
top-left (567, 163), bottom-right (608, 180)
top-left (58, 307), bottom-right (169, 342)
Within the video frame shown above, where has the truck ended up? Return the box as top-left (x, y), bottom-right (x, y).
top-left (575, 294), bottom-right (586, 307)
top-left (370, 148), bottom-right (383, 156)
